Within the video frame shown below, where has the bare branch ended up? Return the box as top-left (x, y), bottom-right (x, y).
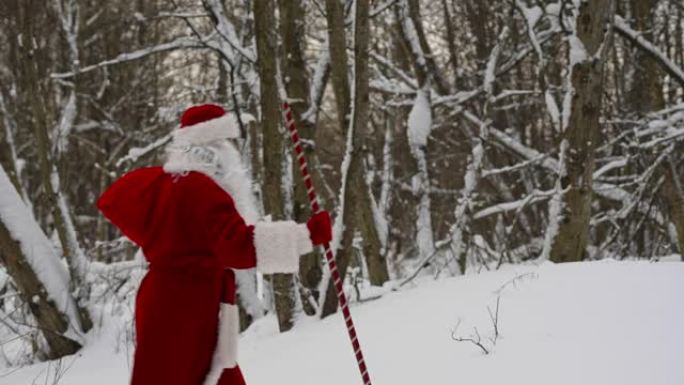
top-left (52, 37), bottom-right (205, 79)
top-left (614, 16), bottom-right (684, 88)
top-left (451, 320), bottom-right (490, 355)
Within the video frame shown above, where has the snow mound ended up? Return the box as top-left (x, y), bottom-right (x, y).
top-left (2, 260), bottom-right (683, 385)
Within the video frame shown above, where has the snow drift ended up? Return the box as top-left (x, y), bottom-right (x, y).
top-left (2, 260), bottom-right (682, 385)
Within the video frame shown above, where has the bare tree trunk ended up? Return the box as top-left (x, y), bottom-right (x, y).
top-left (464, 0), bottom-right (493, 71)
top-left (254, 0), bottom-right (297, 332)
top-left (17, 1), bottom-right (92, 332)
top-left (450, 24), bottom-right (509, 273)
top-left (0, 93), bottom-right (25, 199)
top-left (0, 223), bottom-right (82, 358)
top-left (396, 0), bottom-right (439, 265)
top-left (386, 17), bottom-right (420, 266)
top-left (325, 0), bottom-right (352, 129)
top-left (321, 0), bottom-right (389, 318)
top-left (278, 0), bottom-right (325, 316)
top-left (624, 0), bottom-right (684, 256)
top-left (0, 166), bottom-right (82, 359)
top-left (626, 0), bottom-right (664, 113)
top-left (320, 0), bottom-right (358, 319)
top-left (549, 0), bottom-right (613, 263)
top-left (352, 0), bottom-right (389, 288)
top-left (441, 0), bottom-right (461, 89)
top-left (401, 0), bottom-right (449, 94)
top-left (662, 156), bottom-right (684, 258)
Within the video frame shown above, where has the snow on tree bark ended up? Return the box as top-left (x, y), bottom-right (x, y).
top-left (621, 0), bottom-right (684, 258)
top-left (407, 89), bottom-right (435, 262)
top-left (254, 0), bottom-right (297, 332)
top-left (0, 93), bottom-right (29, 205)
top-left (395, 0), bottom-right (450, 95)
top-left (449, 25), bottom-right (508, 273)
top-left (320, 0), bottom-right (389, 318)
top-left (19, 4), bottom-right (92, 331)
top-left (548, 0), bottom-right (614, 263)
top-left (450, 111), bottom-right (487, 274)
top-left (279, 0), bottom-right (325, 316)
top-left (614, 16), bottom-right (684, 88)
top-left (0, 165), bottom-right (83, 358)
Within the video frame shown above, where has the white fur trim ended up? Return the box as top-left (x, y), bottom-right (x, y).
top-left (296, 224), bottom-right (315, 255)
top-left (163, 142), bottom-right (260, 224)
top-left (254, 221), bottom-right (313, 274)
top-left (203, 303), bottom-right (239, 385)
top-left (172, 114), bottom-right (240, 145)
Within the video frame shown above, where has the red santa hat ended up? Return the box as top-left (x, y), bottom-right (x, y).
top-left (171, 104), bottom-right (241, 144)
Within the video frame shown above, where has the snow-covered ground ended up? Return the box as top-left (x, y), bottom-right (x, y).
top-left (2, 260), bottom-right (683, 385)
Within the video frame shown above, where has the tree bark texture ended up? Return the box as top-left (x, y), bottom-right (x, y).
top-left (550, 0), bottom-right (613, 263)
top-left (17, 0), bottom-right (92, 332)
top-left (279, 0), bottom-right (325, 316)
top-left (254, 0), bottom-right (296, 332)
top-left (624, 0), bottom-right (684, 257)
top-left (0, 214), bottom-right (81, 359)
top-left (321, 0), bottom-right (389, 318)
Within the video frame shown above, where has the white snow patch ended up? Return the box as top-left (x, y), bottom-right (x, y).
top-left (521, 4), bottom-right (543, 27)
top-left (545, 90), bottom-right (560, 129)
top-left (407, 90), bottom-right (432, 150)
top-left (568, 35), bottom-right (588, 66)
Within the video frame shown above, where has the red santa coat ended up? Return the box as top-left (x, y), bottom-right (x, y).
top-left (97, 166), bottom-right (311, 385)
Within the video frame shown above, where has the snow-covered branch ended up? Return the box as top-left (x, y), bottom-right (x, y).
top-left (0, 166), bottom-right (83, 338)
top-left (474, 189), bottom-right (555, 220)
top-left (614, 16), bottom-right (684, 88)
top-left (202, 0), bottom-right (257, 64)
top-left (115, 134), bottom-right (172, 168)
top-left (407, 89), bottom-right (435, 261)
top-left (52, 37), bottom-right (205, 79)
top-left (303, 42), bottom-right (331, 124)
top-left (371, 52), bottom-right (418, 90)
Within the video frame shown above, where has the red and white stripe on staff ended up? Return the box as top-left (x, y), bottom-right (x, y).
top-left (282, 102), bottom-right (373, 385)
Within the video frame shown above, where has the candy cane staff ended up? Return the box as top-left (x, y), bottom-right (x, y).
top-left (282, 102), bottom-right (373, 385)
top-left (97, 104), bottom-right (333, 385)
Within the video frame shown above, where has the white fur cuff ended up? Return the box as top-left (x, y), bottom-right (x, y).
top-left (254, 221), bottom-right (313, 274)
top-left (203, 303), bottom-right (239, 385)
top-left (172, 114), bottom-right (241, 145)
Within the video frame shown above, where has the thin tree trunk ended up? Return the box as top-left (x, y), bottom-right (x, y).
top-left (254, 0), bottom-right (296, 332)
top-left (0, 223), bottom-right (82, 358)
top-left (325, 0), bottom-right (352, 130)
top-left (0, 93), bottom-right (25, 199)
top-left (278, 0), bottom-right (324, 316)
top-left (624, 0), bottom-right (684, 256)
top-left (0, 166), bottom-right (82, 359)
top-left (441, 0), bottom-right (460, 89)
top-left (403, 0), bottom-right (449, 94)
top-left (19, 2), bottom-right (92, 331)
top-left (321, 0), bottom-right (389, 318)
top-left (549, 0), bottom-right (613, 263)
top-left (626, 0), bottom-right (664, 114)
top-left (353, 0), bottom-right (389, 288)
top-left (450, 25), bottom-right (509, 272)
top-left (662, 155), bottom-right (684, 258)
top-left (396, 0), bottom-right (438, 265)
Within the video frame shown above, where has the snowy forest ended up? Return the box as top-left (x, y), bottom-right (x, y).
top-left (0, 0), bottom-right (683, 383)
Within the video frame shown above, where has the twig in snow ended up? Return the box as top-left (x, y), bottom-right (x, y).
top-left (451, 320), bottom-right (490, 355)
top-left (487, 296), bottom-right (501, 342)
top-left (452, 296), bottom-right (503, 355)
top-left (494, 272), bottom-right (538, 295)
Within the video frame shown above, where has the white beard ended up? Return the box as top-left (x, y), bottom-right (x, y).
top-left (163, 140), bottom-right (260, 224)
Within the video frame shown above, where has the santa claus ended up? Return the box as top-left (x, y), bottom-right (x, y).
top-left (97, 104), bottom-right (332, 385)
